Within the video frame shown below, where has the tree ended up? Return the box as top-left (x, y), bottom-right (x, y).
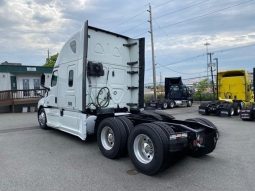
top-left (193, 79), bottom-right (214, 101)
top-left (44, 53), bottom-right (58, 67)
top-left (194, 79), bottom-right (211, 94)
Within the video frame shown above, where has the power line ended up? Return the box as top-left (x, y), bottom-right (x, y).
top-left (154, 0), bottom-right (209, 20)
top-left (145, 42), bottom-right (255, 71)
top-left (156, 63), bottom-right (208, 75)
top-left (121, 1), bottom-right (205, 37)
top-left (157, 0), bottom-right (255, 31)
top-left (144, 44), bottom-right (254, 82)
top-left (132, 31), bottom-right (148, 38)
top-left (116, 0), bottom-right (175, 34)
top-left (120, 20), bottom-right (146, 34)
top-left (116, 10), bottom-right (146, 26)
top-left (144, 75), bottom-right (208, 85)
top-left (146, 54), bottom-right (205, 71)
top-left (152, 0), bottom-right (174, 9)
top-left (119, 0), bottom-right (254, 38)
top-left (214, 43), bottom-right (255, 54)
top-left (183, 75), bottom-right (208, 81)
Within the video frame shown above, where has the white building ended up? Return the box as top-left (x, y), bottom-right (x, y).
top-left (0, 62), bottom-right (52, 91)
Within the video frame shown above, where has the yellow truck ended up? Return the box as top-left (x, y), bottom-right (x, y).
top-left (199, 69), bottom-right (254, 117)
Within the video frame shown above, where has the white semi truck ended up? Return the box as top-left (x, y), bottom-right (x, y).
top-left (38, 21), bottom-right (219, 175)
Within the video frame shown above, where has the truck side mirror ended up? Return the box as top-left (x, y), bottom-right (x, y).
top-left (41, 74), bottom-right (45, 86)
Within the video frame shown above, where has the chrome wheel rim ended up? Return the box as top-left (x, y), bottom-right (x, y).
top-left (133, 134), bottom-right (154, 164)
top-left (230, 108), bottom-right (234, 115)
top-left (163, 103), bottom-right (167, 108)
top-left (170, 102), bottom-right (174, 108)
top-left (237, 107), bottom-right (241, 114)
top-left (101, 126), bottom-right (115, 150)
top-left (38, 111), bottom-right (46, 126)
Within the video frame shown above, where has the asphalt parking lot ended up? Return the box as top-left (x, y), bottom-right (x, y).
top-left (0, 104), bottom-right (255, 191)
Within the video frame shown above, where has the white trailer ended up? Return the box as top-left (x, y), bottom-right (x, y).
top-left (38, 21), bottom-right (219, 175)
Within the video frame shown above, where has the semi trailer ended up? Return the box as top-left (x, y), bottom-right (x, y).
top-left (148, 77), bottom-right (193, 109)
top-left (38, 21), bottom-right (218, 175)
top-left (199, 69), bottom-right (254, 117)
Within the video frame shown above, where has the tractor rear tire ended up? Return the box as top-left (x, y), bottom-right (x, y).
top-left (162, 102), bottom-right (168, 110)
top-left (169, 101), bottom-right (175, 109)
top-left (233, 102), bottom-right (242, 115)
top-left (118, 116), bottom-right (134, 154)
top-left (97, 117), bottom-right (127, 159)
top-left (228, 106), bottom-right (235, 116)
top-left (128, 123), bottom-right (169, 175)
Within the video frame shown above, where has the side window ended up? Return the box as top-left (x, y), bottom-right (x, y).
top-left (51, 70), bottom-right (58, 87)
top-left (70, 40), bottom-right (76, 53)
top-left (68, 70), bottom-right (74, 87)
top-left (173, 85), bottom-right (179, 91)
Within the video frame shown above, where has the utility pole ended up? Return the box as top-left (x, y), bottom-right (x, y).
top-left (214, 58), bottom-right (219, 99)
top-left (160, 72), bottom-right (162, 95)
top-left (47, 49), bottom-right (50, 64)
top-left (148, 4), bottom-right (157, 100)
top-left (208, 52), bottom-right (215, 98)
top-left (204, 42), bottom-right (210, 79)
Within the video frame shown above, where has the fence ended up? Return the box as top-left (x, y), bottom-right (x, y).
top-left (0, 89), bottom-right (46, 101)
top-left (0, 89), bottom-right (47, 111)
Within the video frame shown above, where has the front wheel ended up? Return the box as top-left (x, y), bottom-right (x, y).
top-left (38, 108), bottom-right (48, 129)
top-left (162, 102), bottom-right (168, 110)
top-left (187, 100), bottom-right (192, 107)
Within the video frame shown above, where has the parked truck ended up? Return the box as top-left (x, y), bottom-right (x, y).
top-left (240, 68), bottom-right (255, 121)
top-left (149, 77), bottom-right (193, 109)
top-left (199, 69), bottom-right (254, 116)
top-left (38, 21), bottom-right (218, 175)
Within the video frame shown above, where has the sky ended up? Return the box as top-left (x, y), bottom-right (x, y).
top-left (0, 0), bottom-right (254, 84)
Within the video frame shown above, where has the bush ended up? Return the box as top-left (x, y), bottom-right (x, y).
top-left (144, 93), bottom-right (165, 104)
top-left (193, 92), bottom-right (215, 101)
top-left (144, 94), bottom-right (154, 104)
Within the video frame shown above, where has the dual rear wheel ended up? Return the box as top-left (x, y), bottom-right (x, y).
top-left (97, 117), bottom-right (171, 175)
top-left (97, 117), bottom-right (218, 175)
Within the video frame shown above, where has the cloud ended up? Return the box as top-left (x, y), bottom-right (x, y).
top-left (0, 0), bottom-right (254, 82)
top-left (0, 0), bottom-right (5, 6)
top-left (32, 12), bottom-right (53, 23)
top-left (0, 0), bottom-right (67, 53)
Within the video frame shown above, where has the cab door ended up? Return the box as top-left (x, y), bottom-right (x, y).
top-left (45, 70), bottom-right (60, 127)
top-left (58, 64), bottom-right (80, 132)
